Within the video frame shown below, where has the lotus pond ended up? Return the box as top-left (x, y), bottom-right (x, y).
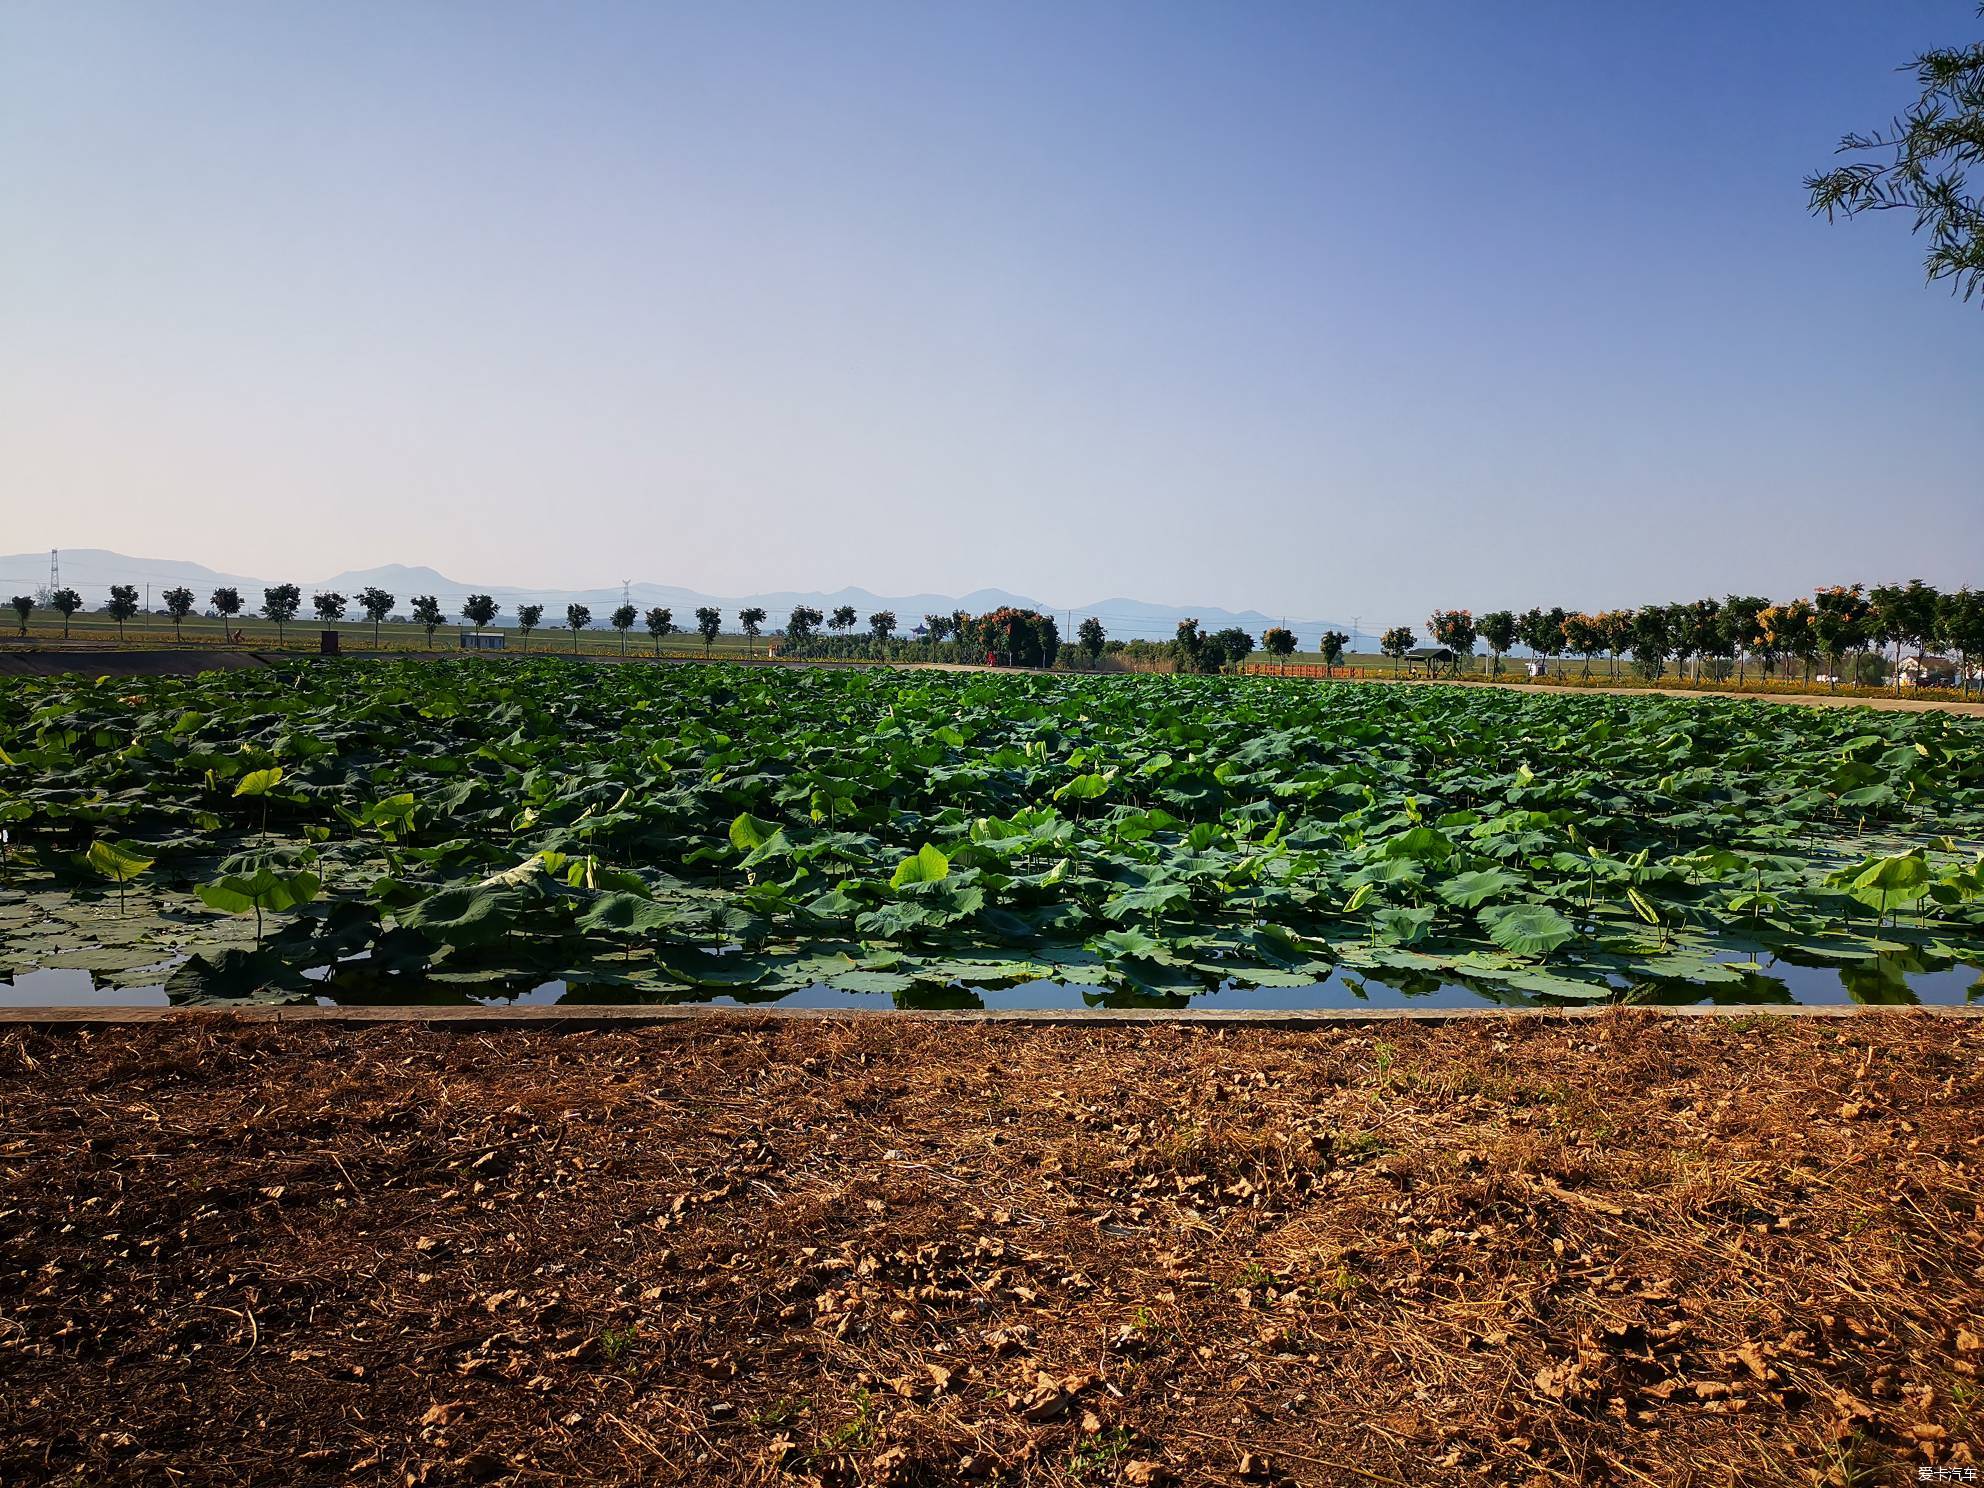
top-left (2, 661), bottom-right (1981, 1009)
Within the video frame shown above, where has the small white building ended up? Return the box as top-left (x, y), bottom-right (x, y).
top-left (459, 631), bottom-right (507, 651)
top-left (1898, 654), bottom-right (1956, 687)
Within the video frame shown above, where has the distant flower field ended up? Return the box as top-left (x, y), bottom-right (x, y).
top-left (2, 662), bottom-right (1980, 1007)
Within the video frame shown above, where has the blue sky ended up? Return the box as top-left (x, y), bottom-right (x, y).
top-left (2, 2), bottom-right (1978, 627)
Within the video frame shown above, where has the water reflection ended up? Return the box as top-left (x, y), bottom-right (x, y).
top-left (2, 947), bottom-right (1978, 1011)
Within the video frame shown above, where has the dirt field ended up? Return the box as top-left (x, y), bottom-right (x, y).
top-left (2, 1012), bottom-right (1980, 1487)
top-left (7, 641), bottom-right (1982, 714)
top-left (1422, 675), bottom-right (1984, 717)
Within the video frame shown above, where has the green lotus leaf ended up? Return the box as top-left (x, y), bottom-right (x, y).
top-left (86, 840), bottom-right (153, 884)
top-left (1372, 906), bottom-right (1437, 945)
top-left (827, 969), bottom-right (916, 995)
top-left (889, 843), bottom-right (950, 889)
top-left (1436, 869), bottom-right (1519, 909)
top-left (577, 892), bottom-right (678, 936)
top-left (233, 766), bottom-right (286, 798)
top-left (396, 885), bottom-right (517, 943)
top-left (1478, 903), bottom-right (1579, 958)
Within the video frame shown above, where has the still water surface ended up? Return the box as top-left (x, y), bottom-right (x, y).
top-left (5, 952), bottom-right (1978, 1011)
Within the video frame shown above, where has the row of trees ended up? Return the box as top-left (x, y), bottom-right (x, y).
top-left (1096, 622), bottom-right (1349, 676)
top-left (9, 582), bottom-right (376, 644)
top-left (1382, 582), bottom-right (1982, 692)
top-left (7, 584), bottom-right (1090, 668)
top-left (780, 606), bottom-right (1065, 668)
top-left (20, 575), bottom-right (1973, 693)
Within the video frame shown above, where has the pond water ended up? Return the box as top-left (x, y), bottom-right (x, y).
top-left (6, 951), bottom-right (1978, 1011)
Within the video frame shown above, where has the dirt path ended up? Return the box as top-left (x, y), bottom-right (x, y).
top-left (0, 648), bottom-right (281, 678)
top-left (1407, 673), bottom-right (1984, 715)
top-left (6, 643), bottom-right (1981, 714)
top-left (3, 1011), bottom-right (1977, 1486)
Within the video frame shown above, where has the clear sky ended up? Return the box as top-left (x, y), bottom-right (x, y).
top-left (3, 1), bottom-right (1979, 626)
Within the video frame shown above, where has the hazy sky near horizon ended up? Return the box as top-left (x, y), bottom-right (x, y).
top-left (3, 2), bottom-right (1979, 626)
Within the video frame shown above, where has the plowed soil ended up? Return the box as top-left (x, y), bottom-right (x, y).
top-left (2, 1012), bottom-right (1979, 1486)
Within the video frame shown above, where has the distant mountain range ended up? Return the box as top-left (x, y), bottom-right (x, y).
top-left (0, 549), bottom-right (1351, 644)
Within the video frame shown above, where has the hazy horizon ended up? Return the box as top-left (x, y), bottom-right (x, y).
top-left (4, 2), bottom-right (1980, 622)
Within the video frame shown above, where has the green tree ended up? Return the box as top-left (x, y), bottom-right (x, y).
top-left (868, 610), bottom-right (897, 643)
top-left (208, 587), bottom-right (241, 639)
top-left (1896, 579), bottom-right (1943, 675)
top-left (48, 586), bottom-right (82, 638)
top-left (921, 613), bottom-right (951, 643)
top-left (977, 608), bottom-right (1058, 667)
top-left (106, 584), bottom-right (140, 640)
top-left (261, 583), bottom-right (301, 643)
top-left (1208, 627), bottom-right (1254, 671)
top-left (1561, 613), bottom-right (1604, 677)
top-left (1938, 586), bottom-right (1984, 695)
top-left (1686, 598), bottom-right (1727, 682)
top-left (1663, 602), bottom-right (1697, 681)
top-left (1380, 625), bottom-right (1415, 676)
top-left (1807, 8), bottom-right (1984, 305)
top-left (462, 593), bottom-right (499, 631)
top-left (611, 602), bottom-right (638, 654)
top-left (1628, 606), bottom-right (1670, 680)
top-left (1426, 610), bottom-right (1477, 673)
top-left (1813, 584), bottom-right (1870, 692)
top-left (1172, 618), bottom-right (1207, 673)
top-left (1478, 610), bottom-right (1517, 677)
top-left (1867, 582), bottom-right (1906, 693)
top-left (1869, 580), bottom-right (1943, 694)
top-left (1774, 597), bottom-right (1821, 684)
top-left (646, 606), bottom-right (674, 655)
top-left (358, 586), bottom-right (396, 646)
top-left (411, 595), bottom-right (445, 648)
top-left (738, 606), bottom-right (767, 648)
top-left (10, 595), bottom-right (31, 636)
top-left (1078, 616), bottom-right (1107, 669)
top-left (1260, 625), bottom-right (1295, 672)
top-left (1541, 607), bottom-right (1570, 666)
top-left (1751, 604), bottom-right (1785, 680)
top-left (1599, 610), bottom-right (1636, 681)
top-left (695, 605), bottom-right (722, 657)
top-left (786, 605), bottom-right (822, 643)
top-left (1319, 629), bottom-right (1348, 675)
top-left (1514, 607), bottom-right (1554, 665)
top-left (515, 603), bottom-right (543, 650)
top-left (566, 603), bottom-right (592, 652)
top-left (313, 590), bottom-right (347, 627)
top-left (830, 605), bottom-right (857, 634)
top-left (162, 585), bottom-right (196, 640)
top-left (1723, 595), bottom-right (1768, 688)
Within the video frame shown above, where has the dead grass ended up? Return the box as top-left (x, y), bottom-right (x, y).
top-left (0, 1012), bottom-right (1979, 1486)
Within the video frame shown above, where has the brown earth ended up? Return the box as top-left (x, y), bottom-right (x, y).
top-left (6, 640), bottom-right (1984, 712)
top-left (1417, 674), bottom-right (1984, 716)
top-left (2, 1012), bottom-right (1980, 1487)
